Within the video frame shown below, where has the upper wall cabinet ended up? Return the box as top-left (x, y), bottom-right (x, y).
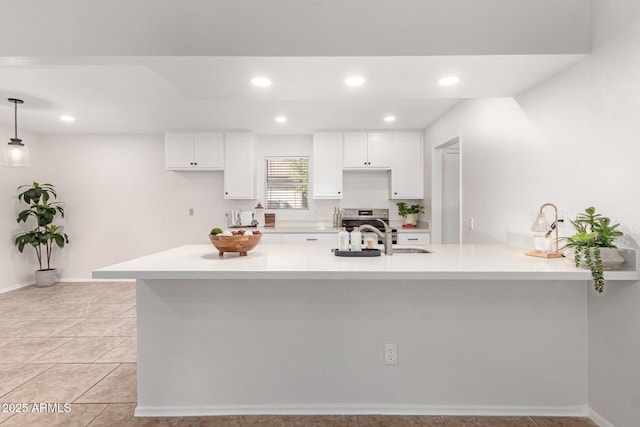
top-left (389, 132), bottom-right (424, 199)
top-left (343, 132), bottom-right (392, 169)
top-left (165, 131), bottom-right (224, 170)
top-left (313, 132), bottom-right (343, 199)
top-left (224, 132), bottom-right (256, 199)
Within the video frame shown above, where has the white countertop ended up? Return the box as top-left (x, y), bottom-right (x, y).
top-left (257, 226), bottom-right (429, 234)
top-left (92, 243), bottom-right (639, 281)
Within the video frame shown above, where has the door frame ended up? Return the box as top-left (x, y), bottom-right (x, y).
top-left (431, 133), bottom-right (462, 244)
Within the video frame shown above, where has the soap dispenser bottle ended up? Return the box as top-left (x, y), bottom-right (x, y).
top-left (338, 227), bottom-right (350, 252)
top-left (350, 226), bottom-right (362, 252)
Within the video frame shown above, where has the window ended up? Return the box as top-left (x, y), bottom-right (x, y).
top-left (265, 157), bottom-right (309, 209)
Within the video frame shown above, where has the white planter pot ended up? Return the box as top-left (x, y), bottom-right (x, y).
top-left (570, 247), bottom-right (625, 270)
top-left (35, 269), bottom-right (58, 287)
top-left (404, 213), bottom-right (417, 225)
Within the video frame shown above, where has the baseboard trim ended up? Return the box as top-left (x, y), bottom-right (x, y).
top-left (134, 404), bottom-right (590, 418)
top-left (587, 407), bottom-right (614, 427)
top-left (0, 280), bottom-right (34, 294)
top-left (59, 278), bottom-right (135, 283)
top-left (1, 278), bottom-right (134, 293)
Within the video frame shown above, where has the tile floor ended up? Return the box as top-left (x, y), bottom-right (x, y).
top-left (0, 282), bottom-right (599, 427)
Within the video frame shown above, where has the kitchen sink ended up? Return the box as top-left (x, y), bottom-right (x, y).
top-left (392, 248), bottom-right (432, 254)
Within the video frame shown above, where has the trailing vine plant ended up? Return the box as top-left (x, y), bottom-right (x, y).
top-left (561, 207), bottom-right (623, 293)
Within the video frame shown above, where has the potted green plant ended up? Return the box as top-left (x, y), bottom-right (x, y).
top-left (14, 182), bottom-right (69, 287)
top-left (396, 202), bottom-right (425, 227)
top-left (561, 207), bottom-right (624, 294)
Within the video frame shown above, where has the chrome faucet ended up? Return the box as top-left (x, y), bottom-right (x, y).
top-left (359, 219), bottom-right (393, 255)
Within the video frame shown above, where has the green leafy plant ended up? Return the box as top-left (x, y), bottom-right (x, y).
top-left (396, 202), bottom-right (424, 217)
top-left (14, 182), bottom-right (69, 271)
top-left (561, 207), bottom-right (623, 293)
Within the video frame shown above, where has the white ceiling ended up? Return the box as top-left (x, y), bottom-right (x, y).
top-left (0, 0), bottom-right (591, 135)
top-left (0, 55), bottom-right (586, 135)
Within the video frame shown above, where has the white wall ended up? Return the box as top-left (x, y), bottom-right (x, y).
top-left (0, 124), bottom-right (45, 290)
top-left (423, 2), bottom-right (640, 424)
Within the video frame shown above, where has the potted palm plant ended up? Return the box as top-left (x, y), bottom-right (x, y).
top-left (14, 182), bottom-right (69, 287)
top-left (561, 207), bottom-right (624, 294)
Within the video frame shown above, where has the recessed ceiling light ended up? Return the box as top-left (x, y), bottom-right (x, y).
top-left (345, 76), bottom-right (365, 86)
top-left (251, 77), bottom-right (272, 87)
top-left (60, 115), bottom-right (75, 122)
top-left (438, 76), bottom-right (460, 86)
top-left (384, 115), bottom-right (396, 123)
top-left (275, 116), bottom-right (287, 123)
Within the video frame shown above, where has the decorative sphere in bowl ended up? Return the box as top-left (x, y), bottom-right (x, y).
top-left (208, 230), bottom-right (262, 256)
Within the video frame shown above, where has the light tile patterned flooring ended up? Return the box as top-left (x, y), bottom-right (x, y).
top-left (0, 282), bottom-right (599, 427)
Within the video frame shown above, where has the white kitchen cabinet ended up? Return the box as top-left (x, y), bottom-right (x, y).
top-left (224, 132), bottom-right (256, 199)
top-left (343, 132), bottom-right (391, 169)
top-left (397, 231), bottom-right (430, 246)
top-left (259, 233), bottom-right (283, 244)
top-left (165, 131), bottom-right (224, 170)
top-left (281, 233), bottom-right (337, 245)
top-left (389, 132), bottom-right (424, 199)
top-left (313, 132), bottom-right (343, 199)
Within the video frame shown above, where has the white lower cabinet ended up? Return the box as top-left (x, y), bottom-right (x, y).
top-left (281, 233), bottom-right (337, 245)
top-left (259, 233), bottom-right (283, 245)
top-left (397, 232), bottom-right (430, 246)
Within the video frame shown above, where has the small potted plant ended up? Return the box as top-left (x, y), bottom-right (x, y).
top-left (396, 202), bottom-right (424, 227)
top-left (14, 182), bottom-right (69, 287)
top-left (561, 207), bottom-right (624, 294)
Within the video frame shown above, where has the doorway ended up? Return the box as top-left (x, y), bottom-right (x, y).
top-left (432, 136), bottom-right (461, 244)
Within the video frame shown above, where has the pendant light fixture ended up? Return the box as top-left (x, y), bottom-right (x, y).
top-left (4, 98), bottom-right (29, 167)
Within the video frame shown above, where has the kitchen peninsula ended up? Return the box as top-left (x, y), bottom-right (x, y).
top-left (93, 244), bottom-right (638, 417)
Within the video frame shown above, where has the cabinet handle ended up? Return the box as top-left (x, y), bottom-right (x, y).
top-left (394, 192), bottom-right (398, 195)
top-left (338, 191), bottom-right (341, 194)
top-left (306, 238), bottom-right (318, 241)
top-left (225, 192), bottom-right (229, 195)
top-left (194, 162), bottom-right (198, 165)
top-left (408, 238), bottom-right (419, 241)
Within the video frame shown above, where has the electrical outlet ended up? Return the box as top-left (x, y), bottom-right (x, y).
top-left (468, 217), bottom-right (474, 230)
top-left (188, 208), bottom-right (194, 216)
top-left (384, 343), bottom-right (398, 365)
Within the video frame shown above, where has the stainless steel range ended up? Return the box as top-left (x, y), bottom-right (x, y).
top-left (340, 208), bottom-right (397, 244)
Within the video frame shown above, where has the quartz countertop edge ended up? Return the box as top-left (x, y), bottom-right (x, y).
top-left (256, 224), bottom-right (430, 233)
top-left (92, 244), bottom-right (639, 282)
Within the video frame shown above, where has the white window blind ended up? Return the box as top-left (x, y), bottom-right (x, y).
top-left (265, 157), bottom-right (309, 209)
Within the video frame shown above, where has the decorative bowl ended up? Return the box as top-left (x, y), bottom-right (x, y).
top-left (208, 231), bottom-right (262, 256)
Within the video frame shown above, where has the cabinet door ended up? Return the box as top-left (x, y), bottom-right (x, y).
top-left (312, 132), bottom-right (343, 199)
top-left (224, 133), bottom-right (256, 199)
top-left (259, 233), bottom-right (283, 244)
top-left (281, 233), bottom-right (337, 244)
top-left (390, 132), bottom-right (424, 199)
top-left (366, 132), bottom-right (392, 168)
top-left (165, 132), bottom-right (194, 169)
top-left (193, 132), bottom-right (224, 169)
top-left (343, 132), bottom-right (368, 168)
